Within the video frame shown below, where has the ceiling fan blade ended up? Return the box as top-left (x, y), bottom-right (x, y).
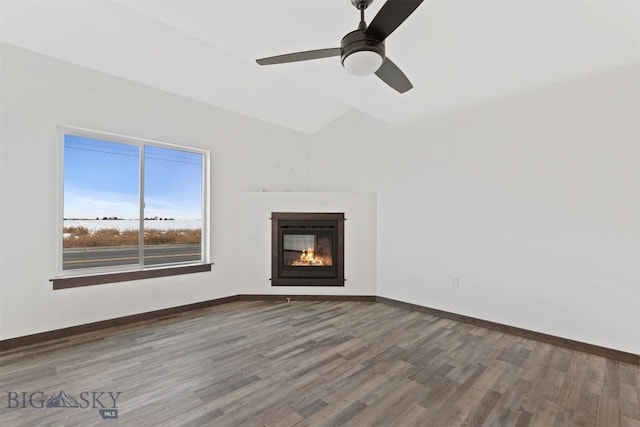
top-left (375, 57), bottom-right (413, 93)
top-left (256, 48), bottom-right (341, 65)
top-left (366, 0), bottom-right (424, 41)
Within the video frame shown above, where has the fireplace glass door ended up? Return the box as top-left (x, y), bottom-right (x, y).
top-left (279, 228), bottom-right (336, 279)
top-left (283, 234), bottom-right (334, 267)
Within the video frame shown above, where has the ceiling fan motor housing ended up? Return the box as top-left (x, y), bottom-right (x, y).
top-left (340, 29), bottom-right (385, 65)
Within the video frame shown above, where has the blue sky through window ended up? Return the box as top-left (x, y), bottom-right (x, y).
top-left (64, 135), bottom-right (202, 220)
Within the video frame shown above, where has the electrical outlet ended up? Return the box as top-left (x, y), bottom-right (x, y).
top-left (452, 277), bottom-right (460, 289)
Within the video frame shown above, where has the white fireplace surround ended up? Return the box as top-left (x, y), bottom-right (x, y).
top-left (237, 192), bottom-right (377, 296)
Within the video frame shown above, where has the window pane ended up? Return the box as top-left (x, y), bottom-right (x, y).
top-left (63, 135), bottom-right (140, 270)
top-left (143, 145), bottom-right (203, 266)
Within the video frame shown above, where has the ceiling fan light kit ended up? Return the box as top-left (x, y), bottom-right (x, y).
top-left (340, 27), bottom-right (385, 76)
top-left (256, 0), bottom-right (423, 93)
top-left (342, 50), bottom-right (384, 76)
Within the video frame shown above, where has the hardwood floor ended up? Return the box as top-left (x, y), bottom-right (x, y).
top-left (1, 300), bottom-right (638, 426)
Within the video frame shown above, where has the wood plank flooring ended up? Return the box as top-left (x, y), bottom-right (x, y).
top-left (1, 300), bottom-right (638, 426)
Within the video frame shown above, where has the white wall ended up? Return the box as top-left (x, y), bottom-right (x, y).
top-left (237, 192), bottom-right (377, 296)
top-left (0, 44), bottom-right (311, 340)
top-left (2, 42), bottom-right (638, 355)
top-left (309, 65), bottom-right (640, 354)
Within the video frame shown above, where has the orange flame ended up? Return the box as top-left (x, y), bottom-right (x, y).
top-left (292, 247), bottom-right (326, 266)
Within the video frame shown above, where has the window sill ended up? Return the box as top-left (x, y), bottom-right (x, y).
top-left (51, 263), bottom-right (212, 290)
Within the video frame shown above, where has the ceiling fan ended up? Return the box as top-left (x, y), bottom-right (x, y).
top-left (256, 0), bottom-right (424, 94)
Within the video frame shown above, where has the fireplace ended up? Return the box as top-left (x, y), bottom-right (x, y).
top-left (271, 212), bottom-right (345, 286)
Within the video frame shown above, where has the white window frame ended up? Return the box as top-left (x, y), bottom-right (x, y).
top-left (55, 125), bottom-right (210, 280)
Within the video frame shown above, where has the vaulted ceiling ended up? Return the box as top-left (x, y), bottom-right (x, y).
top-left (1, 0), bottom-right (638, 134)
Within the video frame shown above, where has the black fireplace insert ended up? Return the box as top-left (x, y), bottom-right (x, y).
top-left (271, 212), bottom-right (345, 286)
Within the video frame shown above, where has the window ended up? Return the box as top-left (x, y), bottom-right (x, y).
top-left (55, 127), bottom-right (209, 286)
